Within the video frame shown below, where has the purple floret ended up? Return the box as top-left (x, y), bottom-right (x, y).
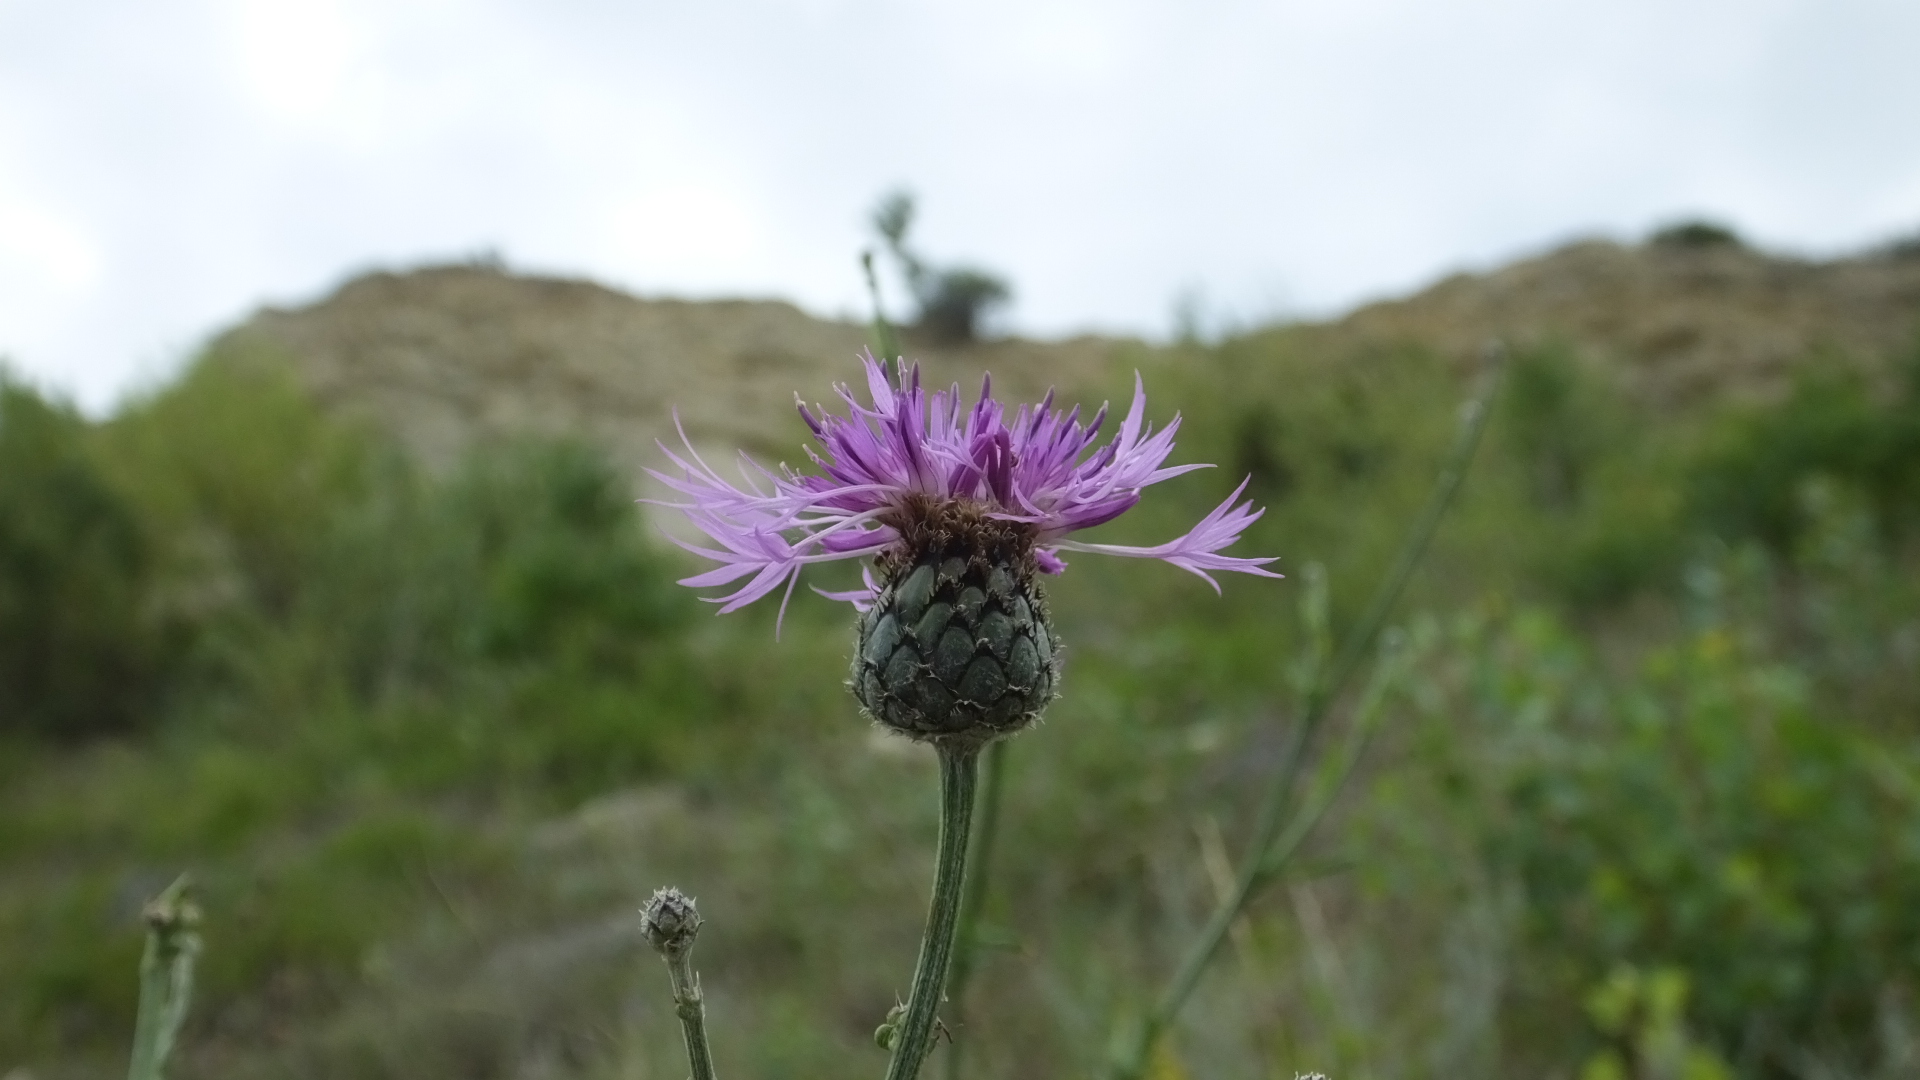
top-left (647, 353), bottom-right (1280, 618)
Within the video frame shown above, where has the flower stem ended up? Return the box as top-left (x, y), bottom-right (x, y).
top-left (886, 745), bottom-right (980, 1080)
top-left (662, 948), bottom-right (717, 1080)
top-left (1109, 347), bottom-right (1505, 1080)
top-left (942, 738), bottom-right (1010, 1080)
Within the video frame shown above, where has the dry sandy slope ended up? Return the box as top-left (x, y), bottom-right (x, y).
top-left (221, 265), bottom-right (1129, 486)
top-left (222, 238), bottom-right (1920, 477)
top-left (1326, 238), bottom-right (1920, 406)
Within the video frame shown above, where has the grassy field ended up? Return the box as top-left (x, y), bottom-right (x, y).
top-left (2, 320), bottom-right (1918, 1079)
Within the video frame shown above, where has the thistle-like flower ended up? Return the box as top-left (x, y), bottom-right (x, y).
top-left (651, 353), bottom-right (1278, 747)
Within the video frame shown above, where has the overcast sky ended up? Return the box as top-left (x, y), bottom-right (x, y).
top-left (3, 0), bottom-right (1918, 411)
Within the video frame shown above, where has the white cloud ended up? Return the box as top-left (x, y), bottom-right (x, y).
top-left (0, 195), bottom-right (101, 292)
top-left (0, 0), bottom-right (1916, 411)
top-left (603, 184), bottom-right (765, 281)
top-left (226, 0), bottom-right (366, 126)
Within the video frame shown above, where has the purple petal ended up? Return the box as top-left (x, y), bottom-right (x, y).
top-left (652, 354), bottom-right (1279, 621)
top-left (1052, 479), bottom-right (1282, 591)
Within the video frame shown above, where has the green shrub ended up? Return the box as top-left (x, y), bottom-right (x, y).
top-left (1389, 604), bottom-right (1920, 1077)
top-left (0, 347), bottom-right (712, 1062)
top-left (1501, 345), bottom-right (1609, 510)
top-left (0, 374), bottom-right (165, 738)
top-left (99, 344), bottom-right (377, 625)
top-left (1688, 366), bottom-right (1920, 553)
top-left (451, 440), bottom-right (688, 666)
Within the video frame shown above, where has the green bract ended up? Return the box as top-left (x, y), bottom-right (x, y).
top-left (852, 548), bottom-right (1059, 749)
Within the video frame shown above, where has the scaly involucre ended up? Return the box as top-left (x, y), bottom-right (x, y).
top-left (649, 353), bottom-right (1280, 617)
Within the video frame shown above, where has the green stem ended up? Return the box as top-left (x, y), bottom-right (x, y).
top-left (1259, 629), bottom-right (1412, 880)
top-left (662, 949), bottom-right (718, 1080)
top-left (886, 746), bottom-right (980, 1080)
top-left (942, 739), bottom-right (1010, 1080)
top-left (1111, 351), bottom-right (1504, 1080)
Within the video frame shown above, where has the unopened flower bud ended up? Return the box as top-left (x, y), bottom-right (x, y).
top-left (874, 1000), bottom-right (907, 1050)
top-left (143, 887), bottom-right (201, 934)
top-left (641, 887), bottom-right (702, 958)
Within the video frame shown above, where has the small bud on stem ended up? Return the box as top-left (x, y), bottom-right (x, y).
top-left (641, 887), bottom-right (718, 1080)
top-left (642, 886), bottom-right (703, 957)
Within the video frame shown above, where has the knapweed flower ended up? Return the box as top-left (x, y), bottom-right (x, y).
top-left (651, 353), bottom-right (1278, 748)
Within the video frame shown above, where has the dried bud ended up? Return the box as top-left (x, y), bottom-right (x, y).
top-left (851, 500), bottom-right (1060, 750)
top-left (142, 888), bottom-right (201, 934)
top-left (640, 887), bottom-right (702, 957)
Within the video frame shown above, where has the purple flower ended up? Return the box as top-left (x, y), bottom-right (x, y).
top-left (649, 353), bottom-right (1280, 621)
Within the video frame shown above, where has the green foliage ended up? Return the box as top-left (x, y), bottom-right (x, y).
top-left (1502, 344), bottom-right (1607, 510)
top-left (453, 441), bottom-right (686, 665)
top-left (1689, 364), bottom-right (1920, 552)
top-left (0, 348), bottom-right (710, 1067)
top-left (101, 345), bottom-right (376, 622)
top-left (0, 372), bottom-right (163, 738)
top-left (1492, 344), bottom-right (1692, 607)
top-left (1358, 538), bottom-right (1920, 1079)
top-left (1581, 966), bottom-right (1733, 1080)
top-left (4, 324), bottom-right (1919, 1079)
top-left (1504, 628), bottom-right (1917, 1071)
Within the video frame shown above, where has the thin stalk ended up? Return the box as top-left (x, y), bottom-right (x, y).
top-left (863, 250), bottom-right (903, 366)
top-left (1257, 629), bottom-right (1413, 881)
top-left (885, 746), bottom-right (981, 1080)
top-left (664, 948), bottom-right (717, 1080)
top-left (127, 876), bottom-right (199, 1080)
top-left (942, 738), bottom-right (1011, 1080)
top-left (1111, 350), bottom-right (1505, 1080)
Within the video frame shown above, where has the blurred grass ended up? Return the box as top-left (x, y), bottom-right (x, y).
top-left (0, 326), bottom-right (1917, 1079)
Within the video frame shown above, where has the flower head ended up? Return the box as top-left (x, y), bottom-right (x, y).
top-left (640, 886), bottom-right (703, 959)
top-left (649, 352), bottom-right (1279, 623)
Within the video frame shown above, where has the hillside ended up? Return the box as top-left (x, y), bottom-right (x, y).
top-left (220, 266), bottom-right (1129, 482)
top-left (6, 231), bottom-right (1919, 1080)
top-left (1328, 237), bottom-right (1920, 406)
top-left (221, 236), bottom-right (1920, 475)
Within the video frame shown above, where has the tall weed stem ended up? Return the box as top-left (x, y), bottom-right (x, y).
top-left (1110, 347), bottom-right (1506, 1080)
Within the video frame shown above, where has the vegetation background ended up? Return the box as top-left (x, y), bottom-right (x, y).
top-left (3, 225), bottom-right (1919, 1080)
